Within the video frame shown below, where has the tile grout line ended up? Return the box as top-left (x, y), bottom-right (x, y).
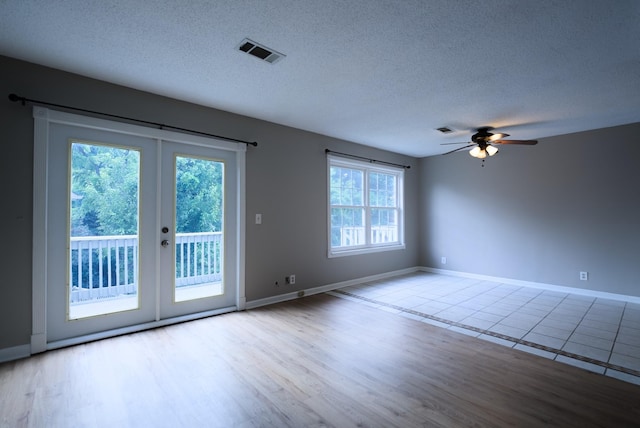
top-left (519, 290), bottom-right (571, 354)
top-left (331, 289), bottom-right (640, 378)
top-left (552, 294), bottom-right (598, 364)
top-left (464, 283), bottom-right (543, 338)
top-left (509, 287), bottom-right (562, 340)
top-left (607, 302), bottom-right (626, 366)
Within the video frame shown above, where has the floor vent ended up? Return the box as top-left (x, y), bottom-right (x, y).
top-left (237, 38), bottom-right (285, 64)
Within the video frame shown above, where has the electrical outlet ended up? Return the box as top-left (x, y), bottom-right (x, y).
top-left (255, 213), bottom-right (262, 224)
top-left (286, 274), bottom-right (296, 285)
top-left (441, 256), bottom-right (447, 264)
top-left (580, 271), bottom-right (588, 281)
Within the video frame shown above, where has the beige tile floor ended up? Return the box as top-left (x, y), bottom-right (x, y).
top-left (330, 271), bottom-right (640, 385)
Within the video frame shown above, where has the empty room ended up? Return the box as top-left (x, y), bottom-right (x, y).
top-left (1, 1), bottom-right (639, 426)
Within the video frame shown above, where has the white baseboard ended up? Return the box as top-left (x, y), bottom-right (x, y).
top-left (246, 264), bottom-right (640, 310)
top-left (420, 267), bottom-right (640, 304)
top-left (9, 266), bottom-right (635, 363)
top-left (245, 267), bottom-right (420, 310)
top-left (0, 344), bottom-right (31, 364)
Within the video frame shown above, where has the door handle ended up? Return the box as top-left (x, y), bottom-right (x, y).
top-left (161, 239), bottom-right (170, 248)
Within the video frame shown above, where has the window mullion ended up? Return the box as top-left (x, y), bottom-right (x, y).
top-left (364, 168), bottom-right (371, 246)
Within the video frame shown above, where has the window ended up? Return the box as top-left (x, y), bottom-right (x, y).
top-left (328, 155), bottom-right (404, 257)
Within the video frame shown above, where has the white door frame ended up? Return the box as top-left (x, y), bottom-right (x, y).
top-left (31, 107), bottom-right (246, 353)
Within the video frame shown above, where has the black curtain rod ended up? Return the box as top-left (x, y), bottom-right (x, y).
top-left (325, 149), bottom-right (410, 169)
top-left (8, 93), bottom-right (258, 147)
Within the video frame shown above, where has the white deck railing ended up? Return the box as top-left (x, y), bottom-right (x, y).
top-left (337, 226), bottom-right (398, 247)
top-left (69, 232), bottom-right (222, 303)
top-left (175, 232), bottom-right (223, 287)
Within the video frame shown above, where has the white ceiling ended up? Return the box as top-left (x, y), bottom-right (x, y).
top-left (1, 0), bottom-right (639, 157)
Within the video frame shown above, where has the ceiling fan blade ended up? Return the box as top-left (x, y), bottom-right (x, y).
top-left (492, 139), bottom-right (538, 145)
top-left (488, 133), bottom-right (509, 141)
top-left (442, 144), bottom-right (475, 155)
top-left (440, 141), bottom-right (468, 145)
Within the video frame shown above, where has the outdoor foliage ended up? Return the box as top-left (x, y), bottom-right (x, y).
top-left (175, 156), bottom-right (223, 233)
top-left (70, 143), bottom-right (223, 236)
top-left (71, 143), bottom-right (140, 236)
top-left (69, 142), bottom-right (224, 291)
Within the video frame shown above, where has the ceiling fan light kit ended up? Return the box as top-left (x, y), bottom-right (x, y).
top-left (469, 144), bottom-right (498, 158)
top-left (469, 146), bottom-right (485, 158)
top-left (485, 145), bottom-right (498, 156)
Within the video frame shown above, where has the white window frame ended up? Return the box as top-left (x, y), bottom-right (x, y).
top-left (327, 154), bottom-right (405, 258)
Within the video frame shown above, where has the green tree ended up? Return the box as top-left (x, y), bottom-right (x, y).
top-left (175, 156), bottom-right (223, 233)
top-left (71, 143), bottom-right (139, 236)
top-left (70, 144), bottom-right (223, 236)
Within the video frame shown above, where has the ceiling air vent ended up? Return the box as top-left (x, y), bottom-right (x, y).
top-left (237, 38), bottom-right (285, 64)
top-left (436, 127), bottom-right (454, 134)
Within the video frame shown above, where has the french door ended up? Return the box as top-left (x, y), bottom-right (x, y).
top-left (32, 108), bottom-right (245, 348)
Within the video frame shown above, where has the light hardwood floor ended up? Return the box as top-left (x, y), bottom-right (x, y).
top-left (1, 293), bottom-right (639, 427)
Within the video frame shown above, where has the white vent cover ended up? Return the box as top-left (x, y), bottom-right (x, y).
top-left (237, 38), bottom-right (285, 64)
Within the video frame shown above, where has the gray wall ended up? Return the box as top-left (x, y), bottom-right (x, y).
top-left (0, 55), bottom-right (419, 350)
top-left (3, 53), bottom-right (638, 354)
top-left (245, 121), bottom-right (420, 300)
top-left (419, 123), bottom-right (640, 297)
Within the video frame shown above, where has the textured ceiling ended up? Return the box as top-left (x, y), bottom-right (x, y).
top-left (1, 0), bottom-right (639, 157)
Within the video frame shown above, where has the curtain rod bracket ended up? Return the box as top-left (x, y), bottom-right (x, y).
top-left (8, 93), bottom-right (258, 147)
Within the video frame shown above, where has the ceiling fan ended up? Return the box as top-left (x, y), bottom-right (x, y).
top-left (441, 127), bottom-right (538, 160)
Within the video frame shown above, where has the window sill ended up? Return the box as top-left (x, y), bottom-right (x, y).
top-left (328, 243), bottom-right (405, 258)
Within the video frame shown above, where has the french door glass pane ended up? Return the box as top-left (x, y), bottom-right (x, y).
top-left (68, 142), bottom-right (140, 319)
top-left (174, 155), bottom-right (224, 302)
